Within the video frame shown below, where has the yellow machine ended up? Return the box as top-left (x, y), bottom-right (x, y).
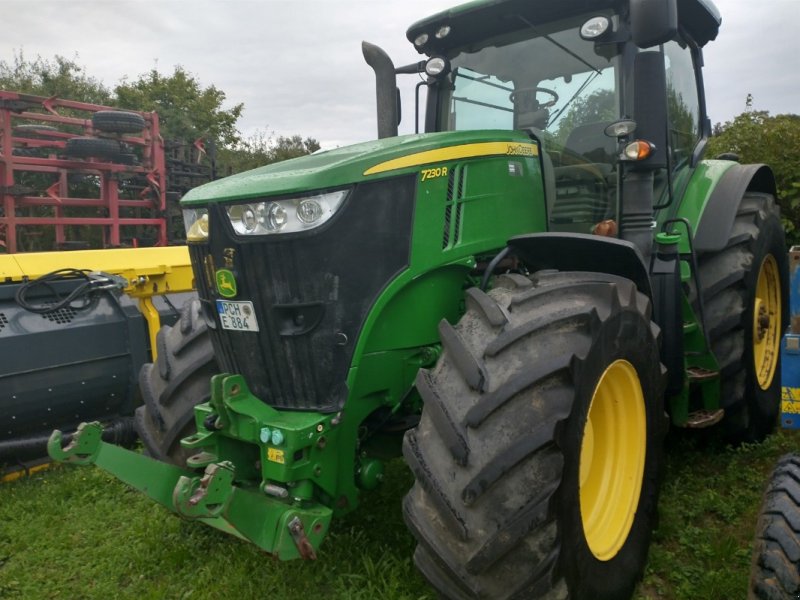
top-left (0, 246), bottom-right (194, 480)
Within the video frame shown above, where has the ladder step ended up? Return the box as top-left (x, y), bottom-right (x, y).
top-left (687, 366), bottom-right (719, 382)
top-left (685, 409), bottom-right (725, 428)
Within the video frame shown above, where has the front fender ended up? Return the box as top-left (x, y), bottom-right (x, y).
top-left (507, 232), bottom-right (652, 300)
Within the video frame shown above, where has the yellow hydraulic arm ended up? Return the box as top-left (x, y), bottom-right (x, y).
top-left (0, 246), bottom-right (195, 358)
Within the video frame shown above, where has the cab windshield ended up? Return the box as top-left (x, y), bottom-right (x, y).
top-left (437, 13), bottom-right (624, 232)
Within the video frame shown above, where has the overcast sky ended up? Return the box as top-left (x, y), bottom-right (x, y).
top-left (2, 0), bottom-right (797, 149)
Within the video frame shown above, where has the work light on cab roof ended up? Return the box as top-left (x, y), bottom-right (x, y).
top-left (580, 15), bottom-right (612, 39)
top-left (424, 56), bottom-right (449, 76)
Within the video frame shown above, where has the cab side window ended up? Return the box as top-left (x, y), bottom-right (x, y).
top-left (663, 40), bottom-right (701, 170)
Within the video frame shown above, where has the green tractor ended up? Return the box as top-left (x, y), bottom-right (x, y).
top-left (50, 0), bottom-right (788, 597)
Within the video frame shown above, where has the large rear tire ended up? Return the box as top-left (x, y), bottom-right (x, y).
top-left (696, 192), bottom-right (787, 442)
top-left (135, 298), bottom-right (217, 465)
top-left (403, 271), bottom-right (666, 599)
top-left (749, 454), bottom-right (800, 599)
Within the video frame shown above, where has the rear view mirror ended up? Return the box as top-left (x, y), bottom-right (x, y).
top-left (629, 0), bottom-right (678, 48)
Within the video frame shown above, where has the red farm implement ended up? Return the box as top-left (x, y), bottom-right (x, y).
top-left (0, 91), bottom-right (167, 253)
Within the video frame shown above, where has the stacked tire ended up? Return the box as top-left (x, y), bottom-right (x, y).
top-left (64, 110), bottom-right (144, 164)
top-left (12, 124), bottom-right (61, 157)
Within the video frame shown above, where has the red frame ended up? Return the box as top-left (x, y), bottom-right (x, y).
top-left (0, 91), bottom-right (167, 253)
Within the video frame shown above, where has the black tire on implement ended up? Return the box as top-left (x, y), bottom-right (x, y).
top-left (403, 271), bottom-right (666, 599)
top-left (92, 110), bottom-right (145, 134)
top-left (749, 454), bottom-right (800, 599)
top-left (65, 137), bottom-right (122, 159)
top-left (135, 298), bottom-right (218, 465)
top-left (695, 191), bottom-right (788, 442)
top-left (13, 124), bottom-right (60, 139)
top-left (116, 152), bottom-right (138, 166)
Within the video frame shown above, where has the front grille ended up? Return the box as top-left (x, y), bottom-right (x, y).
top-left (193, 175), bottom-right (416, 412)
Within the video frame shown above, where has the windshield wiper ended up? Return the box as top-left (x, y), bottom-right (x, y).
top-left (516, 15), bottom-right (602, 76)
top-left (547, 70), bottom-right (601, 125)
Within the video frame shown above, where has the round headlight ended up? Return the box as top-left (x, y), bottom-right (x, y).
top-left (604, 119), bottom-right (637, 138)
top-left (425, 57), bottom-right (448, 77)
top-left (435, 25), bottom-right (451, 39)
top-left (266, 203), bottom-right (287, 230)
top-left (241, 206), bottom-right (258, 232)
top-left (297, 199), bottom-right (323, 224)
top-left (414, 33), bottom-right (429, 47)
top-left (580, 16), bottom-right (611, 40)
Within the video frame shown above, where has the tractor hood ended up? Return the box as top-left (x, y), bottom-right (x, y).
top-left (181, 129), bottom-right (537, 205)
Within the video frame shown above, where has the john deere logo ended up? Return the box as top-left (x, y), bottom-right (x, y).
top-left (215, 269), bottom-right (238, 298)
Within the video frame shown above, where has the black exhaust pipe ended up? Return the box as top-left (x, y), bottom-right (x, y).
top-left (362, 41), bottom-right (398, 139)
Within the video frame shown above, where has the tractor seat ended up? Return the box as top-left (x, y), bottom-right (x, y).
top-left (549, 122), bottom-right (617, 231)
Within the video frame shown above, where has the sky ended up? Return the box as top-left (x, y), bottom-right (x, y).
top-left (1, 0), bottom-right (798, 149)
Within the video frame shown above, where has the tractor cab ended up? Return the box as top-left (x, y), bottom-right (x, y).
top-left (368, 0), bottom-right (720, 242)
top-left (427, 9), bottom-right (627, 233)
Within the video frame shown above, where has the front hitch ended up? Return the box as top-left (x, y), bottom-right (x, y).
top-left (48, 418), bottom-right (333, 560)
top-left (173, 461), bottom-right (235, 519)
top-left (47, 421), bottom-right (102, 465)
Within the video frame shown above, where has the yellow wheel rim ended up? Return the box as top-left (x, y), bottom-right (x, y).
top-left (579, 359), bottom-right (647, 561)
top-left (753, 254), bottom-right (781, 390)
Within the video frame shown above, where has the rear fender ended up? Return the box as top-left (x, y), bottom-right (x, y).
top-left (693, 163), bottom-right (777, 253)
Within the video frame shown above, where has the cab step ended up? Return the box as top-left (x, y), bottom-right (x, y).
top-left (687, 366), bottom-right (719, 382)
top-left (685, 409), bottom-right (725, 428)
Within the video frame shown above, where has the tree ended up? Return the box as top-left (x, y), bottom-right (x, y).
top-left (115, 67), bottom-right (243, 146)
top-left (551, 88), bottom-right (616, 145)
top-left (218, 131), bottom-right (321, 175)
top-left (0, 51), bottom-right (111, 104)
top-left (708, 109), bottom-right (800, 244)
top-left (269, 135), bottom-right (321, 162)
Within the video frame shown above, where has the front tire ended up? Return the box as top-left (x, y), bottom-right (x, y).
top-left (135, 298), bottom-right (217, 465)
top-left (403, 271), bottom-right (666, 599)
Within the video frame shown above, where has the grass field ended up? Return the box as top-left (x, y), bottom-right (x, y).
top-left (2, 428), bottom-right (798, 599)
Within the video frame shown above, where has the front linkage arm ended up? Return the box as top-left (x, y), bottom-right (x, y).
top-left (47, 376), bottom-right (333, 560)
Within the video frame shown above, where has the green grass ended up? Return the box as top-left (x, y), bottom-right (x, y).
top-left (2, 429), bottom-right (799, 599)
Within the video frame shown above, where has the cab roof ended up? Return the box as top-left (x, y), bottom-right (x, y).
top-left (407, 0), bottom-right (721, 53)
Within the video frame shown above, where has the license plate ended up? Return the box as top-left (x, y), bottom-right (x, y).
top-left (216, 300), bottom-right (260, 332)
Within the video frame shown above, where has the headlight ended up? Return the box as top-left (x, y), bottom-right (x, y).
top-left (224, 190), bottom-right (348, 236)
top-left (183, 208), bottom-right (209, 241)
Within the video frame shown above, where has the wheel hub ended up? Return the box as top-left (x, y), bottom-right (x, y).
top-left (753, 255), bottom-right (781, 390)
top-left (579, 359), bottom-right (646, 561)
top-left (756, 303), bottom-right (770, 341)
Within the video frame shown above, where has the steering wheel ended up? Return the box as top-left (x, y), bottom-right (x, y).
top-left (509, 87), bottom-right (559, 109)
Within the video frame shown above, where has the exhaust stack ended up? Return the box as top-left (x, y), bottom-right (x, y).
top-left (362, 41), bottom-right (398, 139)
